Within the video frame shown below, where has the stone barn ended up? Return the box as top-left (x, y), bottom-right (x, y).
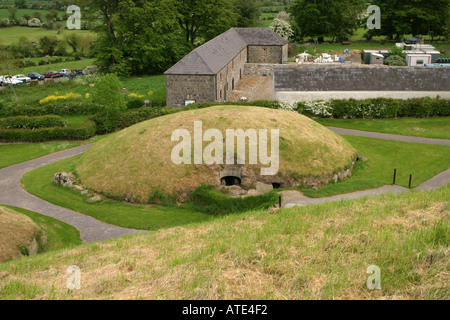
top-left (164, 28), bottom-right (289, 107)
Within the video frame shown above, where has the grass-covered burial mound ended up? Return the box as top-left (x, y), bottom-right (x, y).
top-left (76, 106), bottom-right (357, 203)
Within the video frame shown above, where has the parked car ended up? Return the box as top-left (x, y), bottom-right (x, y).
top-left (0, 75), bottom-right (22, 86)
top-left (43, 71), bottom-right (63, 78)
top-left (64, 69), bottom-right (85, 78)
top-left (13, 74), bottom-right (32, 83)
top-left (27, 73), bottom-right (45, 81)
top-left (58, 69), bottom-right (71, 76)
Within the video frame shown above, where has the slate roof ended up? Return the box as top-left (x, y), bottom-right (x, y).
top-left (165, 28), bottom-right (288, 75)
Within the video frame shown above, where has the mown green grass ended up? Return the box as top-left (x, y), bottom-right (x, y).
top-left (315, 117), bottom-right (450, 140)
top-left (303, 135), bottom-right (450, 198)
top-left (0, 186), bottom-right (448, 299)
top-left (0, 26), bottom-right (95, 45)
top-left (21, 155), bottom-right (214, 230)
top-left (120, 75), bottom-right (166, 102)
top-left (1, 205), bottom-right (81, 251)
top-left (0, 135), bottom-right (106, 169)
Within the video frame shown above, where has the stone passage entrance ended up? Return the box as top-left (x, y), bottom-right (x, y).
top-left (220, 168), bottom-right (242, 186)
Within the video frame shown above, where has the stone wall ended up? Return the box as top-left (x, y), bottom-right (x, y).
top-left (274, 65), bottom-right (450, 92)
top-left (244, 63), bottom-right (291, 77)
top-left (248, 45), bottom-right (284, 64)
top-left (216, 47), bottom-right (248, 101)
top-left (165, 75), bottom-right (216, 107)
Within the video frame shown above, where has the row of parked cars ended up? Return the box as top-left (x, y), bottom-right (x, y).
top-left (0, 69), bottom-right (84, 86)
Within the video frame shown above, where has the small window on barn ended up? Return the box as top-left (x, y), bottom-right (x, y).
top-left (417, 60), bottom-right (424, 65)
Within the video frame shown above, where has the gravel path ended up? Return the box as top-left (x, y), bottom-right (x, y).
top-left (0, 144), bottom-right (146, 243)
top-left (0, 127), bottom-right (448, 242)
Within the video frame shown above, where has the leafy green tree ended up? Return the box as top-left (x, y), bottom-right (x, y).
top-left (88, 0), bottom-right (186, 76)
top-left (175, 0), bottom-right (238, 44)
top-left (369, 0), bottom-right (449, 39)
top-left (8, 7), bottom-right (18, 22)
top-left (92, 73), bottom-right (126, 112)
top-left (234, 0), bottom-right (261, 27)
top-left (39, 36), bottom-right (59, 56)
top-left (14, 0), bottom-right (27, 9)
top-left (290, 0), bottom-right (365, 41)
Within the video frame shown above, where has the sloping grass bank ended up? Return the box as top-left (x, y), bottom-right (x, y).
top-left (0, 186), bottom-right (448, 299)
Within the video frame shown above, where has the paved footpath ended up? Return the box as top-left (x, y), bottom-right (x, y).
top-left (0, 144), bottom-right (146, 243)
top-left (284, 128), bottom-right (450, 208)
top-left (0, 128), bottom-right (449, 242)
top-left (327, 127), bottom-right (450, 146)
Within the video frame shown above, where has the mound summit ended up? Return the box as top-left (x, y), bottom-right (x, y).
top-left (77, 106), bottom-right (358, 203)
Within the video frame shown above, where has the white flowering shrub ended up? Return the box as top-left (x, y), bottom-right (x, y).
top-left (28, 18), bottom-right (41, 27)
top-left (270, 18), bottom-right (294, 40)
top-left (299, 101), bottom-right (333, 118)
top-left (0, 18), bottom-right (10, 27)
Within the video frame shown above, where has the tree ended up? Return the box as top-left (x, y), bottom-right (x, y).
top-left (39, 36), bottom-right (59, 56)
top-left (92, 73), bottom-right (126, 112)
top-left (89, 0), bottom-right (184, 76)
top-left (369, 0), bottom-right (449, 39)
top-left (234, 0), bottom-right (261, 27)
top-left (65, 33), bottom-right (80, 53)
top-left (14, 0), bottom-right (27, 9)
top-left (8, 7), bottom-right (18, 22)
top-left (270, 18), bottom-right (294, 40)
top-left (290, 0), bottom-right (365, 41)
top-left (175, 0), bottom-right (238, 45)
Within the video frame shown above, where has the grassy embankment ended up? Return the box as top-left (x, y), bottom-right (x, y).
top-left (0, 186), bottom-right (448, 299)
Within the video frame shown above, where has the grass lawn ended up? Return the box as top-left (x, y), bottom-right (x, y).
top-left (0, 26), bottom-right (96, 45)
top-left (302, 135), bottom-right (450, 198)
top-left (120, 75), bottom-right (166, 102)
top-left (0, 135), bottom-right (106, 169)
top-left (0, 186), bottom-right (448, 299)
top-left (21, 155), bottom-right (214, 230)
top-left (1, 205), bottom-right (81, 251)
top-left (315, 117), bottom-right (450, 140)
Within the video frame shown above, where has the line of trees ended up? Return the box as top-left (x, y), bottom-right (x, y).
top-left (81, 0), bottom-right (262, 76)
top-left (289, 0), bottom-right (449, 42)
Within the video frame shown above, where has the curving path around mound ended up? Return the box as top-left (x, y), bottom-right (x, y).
top-left (0, 144), bottom-right (146, 243)
top-left (282, 128), bottom-right (450, 208)
top-left (0, 129), bottom-right (448, 242)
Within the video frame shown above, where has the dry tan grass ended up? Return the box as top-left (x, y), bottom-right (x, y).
top-left (77, 106), bottom-right (357, 203)
top-left (0, 207), bottom-right (41, 263)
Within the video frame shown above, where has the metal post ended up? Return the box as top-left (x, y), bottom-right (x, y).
top-left (279, 195), bottom-right (282, 208)
top-left (409, 175), bottom-right (412, 189)
top-left (393, 169), bottom-right (397, 185)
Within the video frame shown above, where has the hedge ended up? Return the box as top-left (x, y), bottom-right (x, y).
top-left (91, 107), bottom-right (179, 134)
top-left (298, 97), bottom-right (450, 119)
top-left (0, 101), bottom-right (105, 117)
top-left (0, 120), bottom-right (97, 143)
top-left (0, 115), bottom-right (67, 130)
top-left (192, 184), bottom-right (279, 215)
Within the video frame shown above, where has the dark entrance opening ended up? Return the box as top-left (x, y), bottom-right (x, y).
top-left (232, 78), bottom-right (235, 90)
top-left (272, 183), bottom-right (281, 189)
top-left (221, 176), bottom-right (241, 186)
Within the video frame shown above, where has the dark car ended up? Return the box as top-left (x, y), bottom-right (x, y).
top-left (43, 71), bottom-right (62, 78)
top-left (27, 73), bottom-right (45, 80)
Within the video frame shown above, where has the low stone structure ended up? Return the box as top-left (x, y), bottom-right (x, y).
top-left (165, 28), bottom-right (289, 107)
